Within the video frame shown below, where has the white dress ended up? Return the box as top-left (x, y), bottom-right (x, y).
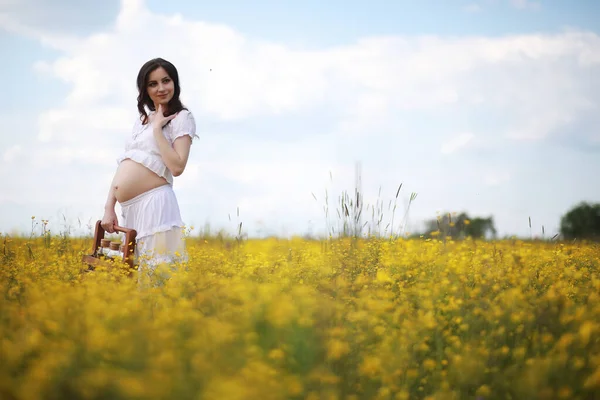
top-left (116, 110), bottom-right (199, 281)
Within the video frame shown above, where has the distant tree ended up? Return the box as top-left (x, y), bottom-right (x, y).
top-left (423, 212), bottom-right (497, 240)
top-left (464, 215), bottom-right (497, 239)
top-left (560, 202), bottom-right (600, 241)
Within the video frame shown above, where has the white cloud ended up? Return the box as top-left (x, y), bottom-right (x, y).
top-left (464, 0), bottom-right (541, 12)
top-left (2, 0), bottom-right (600, 237)
top-left (2, 145), bottom-right (22, 163)
top-left (441, 133), bottom-right (475, 154)
top-left (37, 107), bottom-right (134, 143)
top-left (484, 171), bottom-right (511, 186)
top-left (0, 0), bottom-right (119, 34)
top-left (510, 0), bottom-right (541, 10)
top-left (464, 3), bottom-right (482, 13)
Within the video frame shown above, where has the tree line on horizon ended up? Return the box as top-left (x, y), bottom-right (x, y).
top-left (415, 201), bottom-right (600, 241)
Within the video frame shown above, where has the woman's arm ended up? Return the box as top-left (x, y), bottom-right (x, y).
top-left (152, 105), bottom-right (194, 177)
top-left (101, 174), bottom-right (118, 233)
top-left (153, 125), bottom-right (192, 177)
top-left (104, 181), bottom-right (117, 211)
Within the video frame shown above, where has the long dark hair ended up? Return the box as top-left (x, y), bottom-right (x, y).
top-left (136, 58), bottom-right (187, 125)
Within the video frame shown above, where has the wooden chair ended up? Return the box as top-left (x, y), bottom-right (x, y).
top-left (82, 220), bottom-right (137, 274)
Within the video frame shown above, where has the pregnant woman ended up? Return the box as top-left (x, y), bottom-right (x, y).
top-left (101, 57), bottom-right (198, 283)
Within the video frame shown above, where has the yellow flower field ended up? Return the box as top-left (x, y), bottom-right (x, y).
top-left (1, 233), bottom-right (599, 399)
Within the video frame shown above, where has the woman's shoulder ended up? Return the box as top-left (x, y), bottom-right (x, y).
top-left (175, 108), bottom-right (194, 120)
top-left (172, 108), bottom-right (195, 127)
top-left (170, 108), bottom-right (197, 139)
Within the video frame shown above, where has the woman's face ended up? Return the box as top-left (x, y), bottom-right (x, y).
top-left (147, 67), bottom-right (174, 109)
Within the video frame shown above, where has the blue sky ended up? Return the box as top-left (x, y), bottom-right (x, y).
top-left (147, 0), bottom-right (600, 41)
top-left (1, 0), bottom-right (599, 239)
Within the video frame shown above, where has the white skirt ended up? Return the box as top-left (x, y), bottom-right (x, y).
top-left (119, 184), bottom-right (187, 278)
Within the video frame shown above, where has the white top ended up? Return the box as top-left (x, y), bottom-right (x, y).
top-left (117, 109), bottom-right (198, 184)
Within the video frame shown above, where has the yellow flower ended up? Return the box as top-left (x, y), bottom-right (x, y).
top-left (327, 339), bottom-right (350, 361)
top-left (117, 376), bottom-right (146, 398)
top-left (423, 359), bottom-right (436, 371)
top-left (268, 348), bottom-right (285, 361)
top-left (395, 391), bottom-right (410, 400)
top-left (584, 367), bottom-right (600, 389)
top-left (513, 347), bottom-right (527, 360)
top-left (284, 376), bottom-right (303, 396)
top-left (579, 321), bottom-right (596, 346)
top-left (376, 269), bottom-right (393, 283)
top-left (406, 369), bottom-right (419, 379)
top-left (557, 387), bottom-right (572, 399)
top-left (476, 385), bottom-right (491, 397)
top-left (3, 225), bottom-right (599, 399)
top-left (266, 295), bottom-right (296, 327)
top-left (359, 356), bottom-right (382, 377)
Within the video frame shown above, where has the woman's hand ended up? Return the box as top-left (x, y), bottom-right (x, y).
top-left (101, 208), bottom-right (118, 233)
top-left (152, 104), bottom-right (177, 129)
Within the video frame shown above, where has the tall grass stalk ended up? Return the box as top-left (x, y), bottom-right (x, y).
top-left (320, 162), bottom-right (417, 240)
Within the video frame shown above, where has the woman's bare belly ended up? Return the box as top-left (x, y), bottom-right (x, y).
top-left (113, 159), bottom-right (169, 203)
